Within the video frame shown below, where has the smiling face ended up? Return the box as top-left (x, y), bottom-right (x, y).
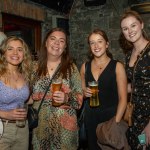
top-left (46, 31), bottom-right (66, 57)
top-left (121, 15), bottom-right (143, 43)
top-left (4, 40), bottom-right (24, 67)
top-left (89, 33), bottom-right (109, 58)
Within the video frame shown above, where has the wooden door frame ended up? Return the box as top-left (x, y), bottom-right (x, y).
top-left (2, 13), bottom-right (41, 57)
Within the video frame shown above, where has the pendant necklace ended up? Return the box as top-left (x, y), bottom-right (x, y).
top-left (49, 66), bottom-right (57, 71)
top-left (94, 59), bottom-right (109, 70)
top-left (7, 70), bottom-right (21, 82)
top-left (14, 73), bottom-right (20, 82)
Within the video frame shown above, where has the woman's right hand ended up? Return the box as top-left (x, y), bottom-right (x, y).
top-left (83, 87), bottom-right (92, 98)
top-left (1, 108), bottom-right (27, 121)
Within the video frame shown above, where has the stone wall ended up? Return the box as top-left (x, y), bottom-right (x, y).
top-left (0, 0), bottom-right (149, 69)
top-left (69, 0), bottom-right (150, 68)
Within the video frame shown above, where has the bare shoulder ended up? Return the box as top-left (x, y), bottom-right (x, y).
top-left (80, 62), bottom-right (86, 72)
top-left (115, 61), bottom-right (126, 77)
top-left (116, 61), bottom-right (125, 70)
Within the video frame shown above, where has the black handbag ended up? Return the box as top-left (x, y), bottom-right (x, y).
top-left (78, 62), bottom-right (88, 148)
top-left (28, 105), bottom-right (38, 129)
top-left (28, 80), bottom-right (52, 129)
top-left (28, 65), bottom-right (60, 129)
top-left (78, 100), bottom-right (87, 145)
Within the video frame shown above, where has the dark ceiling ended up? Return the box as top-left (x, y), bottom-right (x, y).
top-left (26, 0), bottom-right (74, 14)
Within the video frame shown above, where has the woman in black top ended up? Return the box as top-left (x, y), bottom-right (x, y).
top-left (80, 29), bottom-right (127, 150)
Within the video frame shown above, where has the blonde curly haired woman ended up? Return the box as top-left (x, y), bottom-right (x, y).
top-left (0, 36), bottom-right (32, 150)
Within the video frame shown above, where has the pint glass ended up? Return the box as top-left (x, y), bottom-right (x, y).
top-left (52, 79), bottom-right (62, 107)
top-left (88, 81), bottom-right (100, 107)
top-left (16, 103), bottom-right (28, 128)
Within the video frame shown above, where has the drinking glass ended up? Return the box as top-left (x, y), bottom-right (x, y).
top-left (16, 103), bottom-right (28, 128)
top-left (88, 81), bottom-right (100, 107)
top-left (52, 79), bottom-right (62, 107)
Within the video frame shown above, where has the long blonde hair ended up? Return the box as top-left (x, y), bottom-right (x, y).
top-left (0, 36), bottom-right (32, 82)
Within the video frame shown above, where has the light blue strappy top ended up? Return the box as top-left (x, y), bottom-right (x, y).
top-left (0, 81), bottom-right (30, 110)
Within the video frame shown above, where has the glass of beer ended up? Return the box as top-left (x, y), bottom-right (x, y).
top-left (16, 103), bottom-right (28, 128)
top-left (88, 81), bottom-right (100, 107)
top-left (52, 78), bottom-right (62, 107)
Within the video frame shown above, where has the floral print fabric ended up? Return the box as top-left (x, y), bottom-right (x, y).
top-left (32, 63), bottom-right (83, 150)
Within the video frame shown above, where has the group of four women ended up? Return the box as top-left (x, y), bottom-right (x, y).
top-left (0, 9), bottom-right (149, 150)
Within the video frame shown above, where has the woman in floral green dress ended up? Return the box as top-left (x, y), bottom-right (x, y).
top-left (31, 28), bottom-right (83, 150)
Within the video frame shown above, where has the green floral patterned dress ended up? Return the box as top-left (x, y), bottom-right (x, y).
top-left (32, 63), bottom-right (83, 150)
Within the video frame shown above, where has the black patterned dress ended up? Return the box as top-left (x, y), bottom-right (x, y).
top-left (125, 42), bottom-right (150, 150)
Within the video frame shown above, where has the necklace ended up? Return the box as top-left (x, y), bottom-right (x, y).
top-left (50, 68), bottom-right (54, 71)
top-left (49, 66), bottom-right (57, 71)
top-left (7, 70), bottom-right (21, 82)
top-left (4, 72), bottom-right (21, 84)
top-left (14, 74), bottom-right (20, 82)
top-left (94, 58), bottom-right (110, 70)
top-left (48, 63), bottom-right (60, 72)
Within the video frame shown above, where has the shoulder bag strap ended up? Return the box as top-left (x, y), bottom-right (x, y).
top-left (37, 65), bottom-right (61, 114)
top-left (130, 42), bottom-right (150, 102)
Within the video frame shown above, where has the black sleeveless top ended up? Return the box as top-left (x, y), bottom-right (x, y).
top-left (83, 59), bottom-right (119, 150)
top-left (84, 59), bottom-right (119, 125)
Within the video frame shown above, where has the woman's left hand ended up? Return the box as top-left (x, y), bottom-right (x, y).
top-left (52, 91), bottom-right (66, 104)
top-left (143, 121), bottom-right (150, 145)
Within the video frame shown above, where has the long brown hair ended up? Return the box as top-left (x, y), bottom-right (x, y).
top-left (119, 10), bottom-right (149, 54)
top-left (87, 28), bottom-right (113, 59)
top-left (37, 27), bottom-right (73, 78)
top-left (0, 36), bottom-right (32, 82)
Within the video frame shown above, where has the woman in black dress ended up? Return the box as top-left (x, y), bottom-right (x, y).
top-left (120, 10), bottom-right (150, 149)
top-left (80, 29), bottom-right (127, 150)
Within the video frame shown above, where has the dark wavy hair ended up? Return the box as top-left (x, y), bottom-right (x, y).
top-left (87, 28), bottom-right (113, 59)
top-left (37, 27), bottom-right (73, 79)
top-left (119, 10), bottom-right (149, 54)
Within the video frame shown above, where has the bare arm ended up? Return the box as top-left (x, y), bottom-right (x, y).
top-left (80, 63), bottom-right (92, 98)
top-left (143, 121), bottom-right (150, 145)
top-left (80, 63), bottom-right (86, 91)
top-left (127, 83), bottom-right (132, 93)
top-left (115, 62), bottom-right (127, 122)
top-left (27, 96), bottom-right (33, 104)
top-left (0, 109), bottom-right (27, 121)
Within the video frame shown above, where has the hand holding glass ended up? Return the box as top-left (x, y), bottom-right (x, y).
top-left (88, 81), bottom-right (100, 107)
top-left (52, 79), bottom-right (62, 107)
top-left (16, 103), bottom-right (28, 128)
